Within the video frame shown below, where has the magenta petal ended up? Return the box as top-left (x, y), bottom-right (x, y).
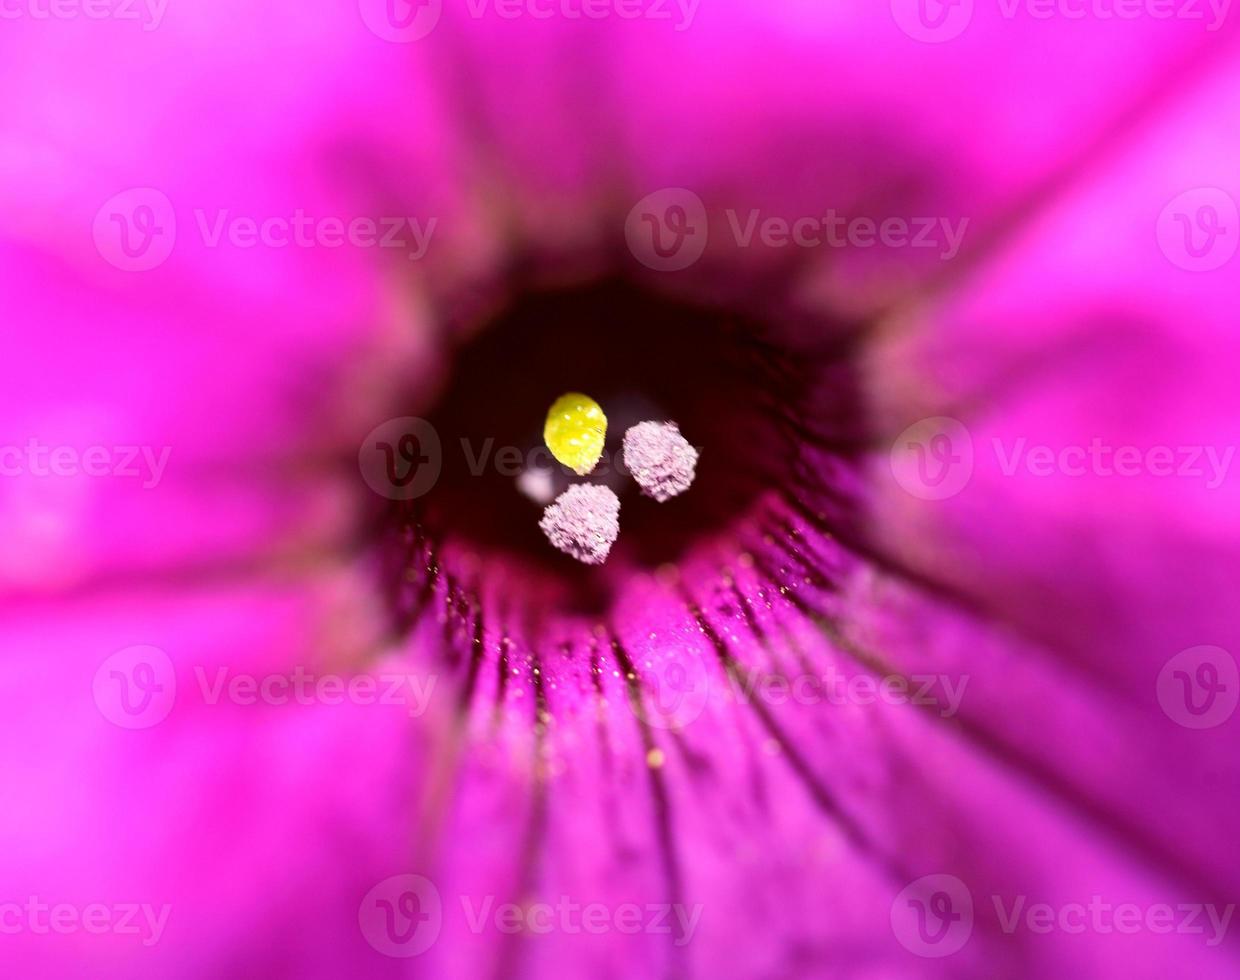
top-left (3, 2), bottom-right (1238, 978)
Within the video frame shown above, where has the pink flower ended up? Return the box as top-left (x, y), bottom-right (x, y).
top-left (2, 2), bottom-right (1238, 977)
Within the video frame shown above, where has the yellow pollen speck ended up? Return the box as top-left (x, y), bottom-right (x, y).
top-left (544, 392), bottom-right (607, 475)
top-left (646, 748), bottom-right (666, 769)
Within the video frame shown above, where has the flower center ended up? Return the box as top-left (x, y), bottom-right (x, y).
top-left (373, 276), bottom-right (870, 659)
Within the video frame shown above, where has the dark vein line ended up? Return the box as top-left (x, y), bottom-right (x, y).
top-left (676, 587), bottom-right (877, 865)
top-left (607, 632), bottom-right (690, 960)
top-left (491, 655), bottom-right (551, 980)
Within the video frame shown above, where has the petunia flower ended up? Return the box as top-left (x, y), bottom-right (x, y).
top-left (1, 2), bottom-right (1238, 978)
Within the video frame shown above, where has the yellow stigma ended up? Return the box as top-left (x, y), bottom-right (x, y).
top-left (544, 392), bottom-right (607, 475)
